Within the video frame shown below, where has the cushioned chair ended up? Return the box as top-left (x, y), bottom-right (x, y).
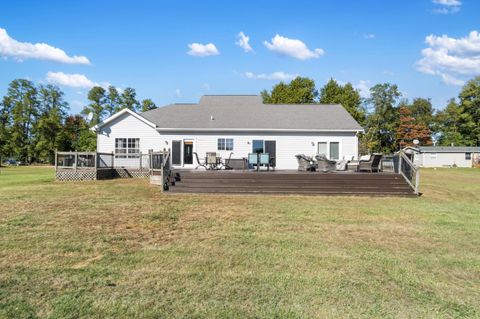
top-left (358, 153), bottom-right (383, 172)
top-left (315, 154), bottom-right (336, 173)
top-left (295, 154), bottom-right (315, 171)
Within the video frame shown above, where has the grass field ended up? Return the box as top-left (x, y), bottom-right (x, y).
top-left (1, 166), bottom-right (479, 318)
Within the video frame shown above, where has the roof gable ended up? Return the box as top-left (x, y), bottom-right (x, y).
top-left (92, 108), bottom-right (157, 131)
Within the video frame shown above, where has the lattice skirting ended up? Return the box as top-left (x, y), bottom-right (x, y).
top-left (56, 169), bottom-right (97, 181)
top-left (55, 168), bottom-right (150, 181)
top-left (112, 168), bottom-right (150, 178)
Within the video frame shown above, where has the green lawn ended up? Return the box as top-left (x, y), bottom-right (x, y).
top-left (0, 166), bottom-right (479, 318)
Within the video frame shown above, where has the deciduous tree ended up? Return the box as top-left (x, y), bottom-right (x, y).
top-left (261, 77), bottom-right (318, 104)
top-left (319, 78), bottom-right (366, 125)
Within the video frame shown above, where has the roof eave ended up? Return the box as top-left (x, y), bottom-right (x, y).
top-left (155, 127), bottom-right (364, 133)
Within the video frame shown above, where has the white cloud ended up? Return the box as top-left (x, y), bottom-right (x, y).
top-left (235, 32), bottom-right (253, 53)
top-left (363, 34), bottom-right (375, 40)
top-left (433, 0), bottom-right (461, 6)
top-left (354, 80), bottom-right (371, 98)
top-left (202, 83), bottom-right (211, 90)
top-left (175, 88), bottom-right (181, 97)
top-left (416, 30), bottom-right (480, 86)
top-left (263, 34), bottom-right (324, 60)
top-left (0, 28), bottom-right (90, 64)
top-left (244, 71), bottom-right (298, 81)
top-left (432, 0), bottom-right (461, 14)
top-left (46, 72), bottom-right (96, 88)
top-left (187, 42), bottom-right (219, 57)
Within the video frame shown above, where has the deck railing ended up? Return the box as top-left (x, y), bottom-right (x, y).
top-left (55, 151), bottom-right (114, 170)
top-left (397, 150), bottom-right (420, 195)
top-left (149, 149), bottom-right (172, 191)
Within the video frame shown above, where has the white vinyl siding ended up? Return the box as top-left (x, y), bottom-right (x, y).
top-left (96, 112), bottom-right (360, 170)
top-left (420, 152), bottom-right (474, 168)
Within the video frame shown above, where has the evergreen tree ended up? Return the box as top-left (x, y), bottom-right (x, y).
top-left (141, 99), bottom-right (157, 112)
top-left (33, 85), bottom-right (69, 163)
top-left (3, 79), bottom-right (39, 163)
top-left (82, 86), bottom-right (107, 126)
top-left (106, 86), bottom-right (121, 116)
top-left (119, 87), bottom-right (140, 111)
top-left (0, 95), bottom-right (13, 162)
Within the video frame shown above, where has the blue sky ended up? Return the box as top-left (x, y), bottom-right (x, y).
top-left (1, 0), bottom-right (479, 114)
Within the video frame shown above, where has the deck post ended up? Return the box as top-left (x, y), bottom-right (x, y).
top-left (55, 150), bottom-right (58, 172)
top-left (94, 151), bottom-right (97, 170)
top-left (415, 168), bottom-right (420, 194)
top-left (74, 151), bottom-right (78, 172)
top-left (111, 151), bottom-right (114, 168)
top-left (139, 151), bottom-right (142, 169)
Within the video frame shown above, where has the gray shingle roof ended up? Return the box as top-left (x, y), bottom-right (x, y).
top-left (140, 95), bottom-right (363, 131)
top-left (417, 146), bottom-right (480, 153)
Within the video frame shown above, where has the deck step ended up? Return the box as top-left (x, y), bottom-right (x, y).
top-left (168, 171), bottom-right (417, 197)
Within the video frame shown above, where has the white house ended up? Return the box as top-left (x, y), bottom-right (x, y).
top-left (93, 95), bottom-right (364, 170)
top-left (405, 146), bottom-right (480, 168)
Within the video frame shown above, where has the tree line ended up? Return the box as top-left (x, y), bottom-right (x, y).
top-left (262, 76), bottom-right (480, 153)
top-left (1, 76), bottom-right (479, 164)
top-left (0, 79), bottom-right (157, 164)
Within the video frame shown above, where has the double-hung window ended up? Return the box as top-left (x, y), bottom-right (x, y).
top-left (466, 153), bottom-right (472, 160)
top-left (317, 141), bottom-right (340, 160)
top-left (218, 138), bottom-right (234, 151)
top-left (115, 138), bottom-right (140, 158)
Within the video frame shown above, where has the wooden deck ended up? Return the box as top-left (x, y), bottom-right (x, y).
top-left (168, 170), bottom-right (417, 197)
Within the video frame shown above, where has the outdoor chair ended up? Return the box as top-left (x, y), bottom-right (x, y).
top-left (206, 152), bottom-right (218, 169)
top-left (223, 152), bottom-right (234, 170)
top-left (335, 159), bottom-right (348, 171)
top-left (357, 153), bottom-right (383, 172)
top-left (259, 153), bottom-right (270, 171)
top-left (295, 154), bottom-right (315, 172)
top-left (315, 154), bottom-right (336, 173)
top-left (193, 152), bottom-right (207, 170)
top-left (248, 153), bottom-right (258, 170)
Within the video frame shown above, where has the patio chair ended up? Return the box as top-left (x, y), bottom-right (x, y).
top-left (357, 153), bottom-right (383, 172)
top-left (315, 154), bottom-right (336, 173)
top-left (223, 152), bottom-right (234, 170)
top-left (193, 152), bottom-right (207, 170)
top-left (259, 153), bottom-right (270, 171)
top-left (295, 154), bottom-right (315, 172)
top-left (248, 153), bottom-right (259, 170)
top-left (335, 157), bottom-right (349, 171)
top-left (206, 152), bottom-right (218, 169)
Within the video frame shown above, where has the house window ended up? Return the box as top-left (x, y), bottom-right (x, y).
top-left (115, 138), bottom-right (140, 158)
top-left (252, 140), bottom-right (264, 154)
top-left (466, 153), bottom-right (472, 160)
top-left (430, 153), bottom-right (437, 159)
top-left (330, 142), bottom-right (340, 160)
top-left (317, 142), bottom-right (327, 157)
top-left (217, 138), bottom-right (234, 151)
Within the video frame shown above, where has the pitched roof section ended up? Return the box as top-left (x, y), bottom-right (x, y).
top-left (140, 95), bottom-right (363, 131)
